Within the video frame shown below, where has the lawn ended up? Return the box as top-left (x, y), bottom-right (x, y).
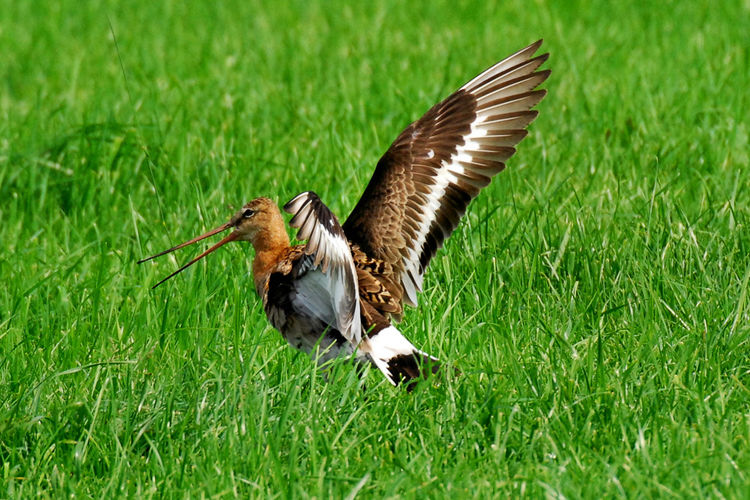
top-left (1, 0), bottom-right (749, 497)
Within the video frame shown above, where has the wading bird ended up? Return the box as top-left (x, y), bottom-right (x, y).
top-left (139, 41), bottom-right (549, 389)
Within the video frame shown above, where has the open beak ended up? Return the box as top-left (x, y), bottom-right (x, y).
top-left (137, 222), bottom-right (238, 289)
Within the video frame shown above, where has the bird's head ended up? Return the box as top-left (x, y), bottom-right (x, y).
top-left (227, 197), bottom-right (283, 243)
top-left (138, 197), bottom-right (288, 288)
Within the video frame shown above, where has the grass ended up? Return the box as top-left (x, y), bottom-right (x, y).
top-left (1, 0), bottom-right (749, 497)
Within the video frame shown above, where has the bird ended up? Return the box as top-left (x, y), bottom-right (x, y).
top-left (138, 40), bottom-right (549, 389)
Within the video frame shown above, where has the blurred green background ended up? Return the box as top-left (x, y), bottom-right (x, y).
top-left (1, 0), bottom-right (749, 497)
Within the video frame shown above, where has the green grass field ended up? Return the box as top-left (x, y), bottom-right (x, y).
top-left (2, 0), bottom-right (749, 497)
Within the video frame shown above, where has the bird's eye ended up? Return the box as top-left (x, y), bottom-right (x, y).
top-left (243, 209), bottom-right (255, 218)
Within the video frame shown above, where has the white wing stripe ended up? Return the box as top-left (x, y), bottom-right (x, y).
top-left (284, 192), bottom-right (362, 344)
top-left (401, 91), bottom-right (544, 303)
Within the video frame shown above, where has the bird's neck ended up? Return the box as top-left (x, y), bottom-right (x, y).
top-left (251, 216), bottom-right (291, 295)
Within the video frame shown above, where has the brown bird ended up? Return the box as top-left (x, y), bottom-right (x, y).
top-left (139, 41), bottom-right (549, 388)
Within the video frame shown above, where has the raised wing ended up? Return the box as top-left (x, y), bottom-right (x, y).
top-left (343, 40), bottom-right (549, 307)
top-left (284, 192), bottom-right (362, 344)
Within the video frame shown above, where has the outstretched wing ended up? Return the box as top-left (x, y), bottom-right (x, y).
top-left (284, 192), bottom-right (362, 345)
top-left (342, 40), bottom-right (549, 307)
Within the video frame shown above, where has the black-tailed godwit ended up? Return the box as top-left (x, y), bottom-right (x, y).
top-left (139, 41), bottom-right (549, 389)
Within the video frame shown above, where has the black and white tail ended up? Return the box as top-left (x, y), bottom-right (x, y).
top-left (363, 325), bottom-right (440, 390)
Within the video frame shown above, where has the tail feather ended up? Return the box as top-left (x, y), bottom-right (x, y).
top-left (386, 352), bottom-right (441, 391)
top-left (364, 325), bottom-right (439, 389)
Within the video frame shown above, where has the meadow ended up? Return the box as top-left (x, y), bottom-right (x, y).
top-left (1, 0), bottom-right (749, 497)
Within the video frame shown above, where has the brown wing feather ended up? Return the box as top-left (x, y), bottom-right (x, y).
top-left (343, 40), bottom-right (549, 308)
top-left (351, 244), bottom-right (403, 320)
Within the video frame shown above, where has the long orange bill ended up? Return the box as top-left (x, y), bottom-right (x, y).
top-left (137, 222), bottom-right (232, 263)
top-left (137, 222), bottom-right (237, 289)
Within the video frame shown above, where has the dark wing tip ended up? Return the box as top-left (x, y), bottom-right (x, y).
top-left (284, 191), bottom-right (320, 214)
top-left (517, 39), bottom-right (544, 59)
top-left (537, 68), bottom-right (552, 83)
